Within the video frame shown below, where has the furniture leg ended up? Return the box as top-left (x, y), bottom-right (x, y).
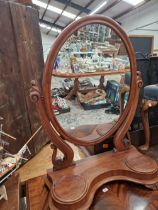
top-left (98, 76), bottom-right (104, 89)
top-left (74, 78), bottom-right (79, 96)
top-left (65, 78), bottom-right (79, 100)
top-left (139, 100), bottom-right (157, 151)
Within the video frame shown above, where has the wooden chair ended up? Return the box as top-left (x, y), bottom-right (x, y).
top-left (120, 72), bottom-right (158, 152)
top-left (140, 85), bottom-right (158, 151)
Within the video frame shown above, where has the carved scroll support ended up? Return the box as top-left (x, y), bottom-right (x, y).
top-left (30, 80), bottom-right (74, 170)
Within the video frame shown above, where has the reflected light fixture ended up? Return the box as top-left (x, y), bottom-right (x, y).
top-left (89, 1), bottom-right (107, 15)
top-left (123, 0), bottom-right (144, 6)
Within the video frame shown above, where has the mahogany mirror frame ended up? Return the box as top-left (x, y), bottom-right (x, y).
top-left (43, 15), bottom-right (137, 146)
top-left (30, 15), bottom-right (158, 210)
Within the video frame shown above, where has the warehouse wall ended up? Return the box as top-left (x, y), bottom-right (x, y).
top-left (118, 0), bottom-right (158, 50)
top-left (41, 32), bottom-right (56, 61)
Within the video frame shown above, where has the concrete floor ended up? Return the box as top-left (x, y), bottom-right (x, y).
top-left (52, 75), bottom-right (121, 131)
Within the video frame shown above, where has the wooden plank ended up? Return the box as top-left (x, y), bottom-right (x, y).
top-left (0, 173), bottom-right (20, 210)
top-left (9, 2), bottom-right (49, 153)
top-left (26, 175), bottom-right (49, 210)
top-left (0, 0), bottom-right (48, 155)
top-left (0, 0), bottom-right (32, 154)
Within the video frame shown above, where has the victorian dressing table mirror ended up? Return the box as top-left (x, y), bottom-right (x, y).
top-left (30, 15), bottom-right (158, 210)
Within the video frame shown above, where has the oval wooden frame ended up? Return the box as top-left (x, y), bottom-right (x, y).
top-left (43, 15), bottom-right (137, 146)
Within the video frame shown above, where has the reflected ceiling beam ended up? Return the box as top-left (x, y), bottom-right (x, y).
top-left (40, 19), bottom-right (64, 30)
top-left (53, 0), bottom-right (91, 14)
top-left (113, 0), bottom-right (151, 20)
top-left (41, 0), bottom-right (51, 20)
top-left (100, 0), bottom-right (121, 14)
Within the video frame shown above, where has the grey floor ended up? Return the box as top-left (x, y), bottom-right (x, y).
top-left (56, 98), bottom-right (119, 130)
top-left (51, 75), bottom-right (121, 132)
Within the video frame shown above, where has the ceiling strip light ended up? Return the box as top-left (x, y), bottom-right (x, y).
top-left (63, 11), bottom-right (76, 19)
top-left (123, 0), bottom-right (144, 6)
top-left (39, 23), bottom-right (61, 33)
top-left (32, 0), bottom-right (47, 8)
top-left (47, 5), bottom-right (62, 14)
top-left (89, 1), bottom-right (107, 15)
top-left (33, 0), bottom-right (77, 19)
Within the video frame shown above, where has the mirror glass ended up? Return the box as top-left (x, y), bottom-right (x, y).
top-left (51, 23), bottom-right (131, 141)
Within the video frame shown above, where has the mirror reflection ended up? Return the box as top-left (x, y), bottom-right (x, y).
top-left (51, 23), bottom-right (131, 141)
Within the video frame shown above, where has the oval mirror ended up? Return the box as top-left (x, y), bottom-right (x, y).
top-left (43, 15), bottom-right (136, 146)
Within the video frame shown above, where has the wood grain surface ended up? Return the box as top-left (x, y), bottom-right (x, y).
top-left (26, 173), bottom-right (158, 210)
top-left (46, 146), bottom-right (158, 210)
top-left (0, 1), bottom-right (48, 154)
top-left (0, 173), bottom-right (20, 210)
top-left (90, 181), bottom-right (158, 210)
